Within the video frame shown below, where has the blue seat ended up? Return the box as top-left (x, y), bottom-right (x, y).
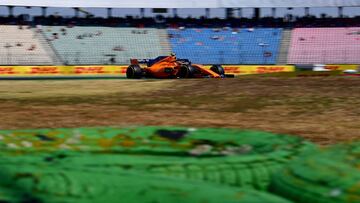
top-left (168, 28), bottom-right (282, 64)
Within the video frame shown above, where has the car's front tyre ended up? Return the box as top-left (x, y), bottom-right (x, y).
top-left (210, 65), bottom-right (225, 77)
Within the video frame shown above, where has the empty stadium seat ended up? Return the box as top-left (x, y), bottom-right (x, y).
top-left (167, 28), bottom-right (282, 64)
top-left (44, 27), bottom-right (167, 65)
top-left (0, 25), bottom-right (53, 65)
top-left (288, 27), bottom-right (360, 64)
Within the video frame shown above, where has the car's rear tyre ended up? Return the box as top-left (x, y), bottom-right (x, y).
top-left (210, 65), bottom-right (225, 77)
top-left (126, 65), bottom-right (143, 79)
top-left (178, 65), bottom-right (196, 78)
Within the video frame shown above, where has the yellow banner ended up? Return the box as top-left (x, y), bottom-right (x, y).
top-left (0, 65), bottom-right (295, 77)
top-left (205, 65), bottom-right (295, 75)
top-left (4, 65), bottom-right (360, 77)
top-left (0, 66), bottom-right (128, 76)
top-left (323, 65), bottom-right (359, 71)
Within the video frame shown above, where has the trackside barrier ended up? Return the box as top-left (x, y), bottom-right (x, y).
top-left (0, 65), bottom-right (296, 78)
top-left (205, 65), bottom-right (295, 75)
top-left (0, 65), bottom-right (358, 78)
top-left (0, 126), bottom-right (315, 191)
top-left (295, 64), bottom-right (359, 71)
top-left (0, 65), bottom-right (128, 77)
top-left (323, 64), bottom-right (359, 71)
top-left (243, 70), bottom-right (343, 77)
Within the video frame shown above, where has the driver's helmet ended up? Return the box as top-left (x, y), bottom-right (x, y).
top-left (170, 52), bottom-right (176, 58)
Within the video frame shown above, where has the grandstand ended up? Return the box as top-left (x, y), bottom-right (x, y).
top-left (43, 27), bottom-right (169, 65)
top-left (288, 27), bottom-right (360, 64)
top-left (0, 0), bottom-right (359, 66)
top-left (0, 25), bottom-right (57, 65)
top-left (168, 28), bottom-right (282, 64)
top-left (0, 25), bottom-right (359, 65)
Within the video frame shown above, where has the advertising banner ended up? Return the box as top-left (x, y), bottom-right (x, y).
top-left (0, 66), bottom-right (63, 75)
top-left (0, 64), bottom-right (307, 78)
top-left (0, 66), bottom-right (128, 77)
top-left (205, 65), bottom-right (295, 75)
top-left (0, 65), bottom-right (297, 77)
top-left (69, 66), bottom-right (128, 75)
top-left (323, 65), bottom-right (359, 71)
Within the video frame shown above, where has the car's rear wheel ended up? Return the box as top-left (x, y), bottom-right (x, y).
top-left (210, 65), bottom-right (225, 77)
top-left (126, 65), bottom-right (143, 79)
top-left (178, 65), bottom-right (196, 78)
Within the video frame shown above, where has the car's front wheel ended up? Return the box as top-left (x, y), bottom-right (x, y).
top-left (210, 65), bottom-right (225, 77)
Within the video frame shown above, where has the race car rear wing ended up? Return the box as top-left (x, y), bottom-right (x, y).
top-left (130, 59), bottom-right (139, 65)
top-left (130, 58), bottom-right (154, 65)
top-left (131, 56), bottom-right (169, 67)
top-left (130, 57), bottom-right (191, 67)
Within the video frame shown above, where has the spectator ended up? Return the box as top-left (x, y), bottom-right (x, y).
top-left (36, 24), bottom-right (43, 33)
top-left (110, 57), bottom-right (116, 64)
top-left (52, 33), bottom-right (59, 39)
top-left (4, 43), bottom-right (12, 49)
top-left (211, 35), bottom-right (220, 40)
top-left (113, 46), bottom-right (124, 51)
top-left (28, 44), bottom-right (36, 51)
top-left (95, 31), bottom-right (102, 36)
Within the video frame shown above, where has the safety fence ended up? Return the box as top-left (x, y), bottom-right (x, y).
top-left (0, 65), bottom-right (127, 78)
top-left (0, 64), bottom-right (358, 79)
top-left (0, 65), bottom-right (295, 78)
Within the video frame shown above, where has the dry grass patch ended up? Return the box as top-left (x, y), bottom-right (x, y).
top-left (0, 77), bottom-right (359, 145)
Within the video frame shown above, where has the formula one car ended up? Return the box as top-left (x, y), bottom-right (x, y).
top-left (126, 55), bottom-right (233, 79)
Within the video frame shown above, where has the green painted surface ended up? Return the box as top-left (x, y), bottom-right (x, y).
top-left (270, 141), bottom-right (360, 203)
top-left (0, 166), bottom-right (292, 203)
top-left (0, 126), bottom-right (313, 155)
top-left (0, 126), bottom-right (313, 202)
top-left (0, 126), bottom-right (314, 191)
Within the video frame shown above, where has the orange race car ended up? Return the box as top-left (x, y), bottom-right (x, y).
top-left (126, 54), bottom-right (233, 79)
